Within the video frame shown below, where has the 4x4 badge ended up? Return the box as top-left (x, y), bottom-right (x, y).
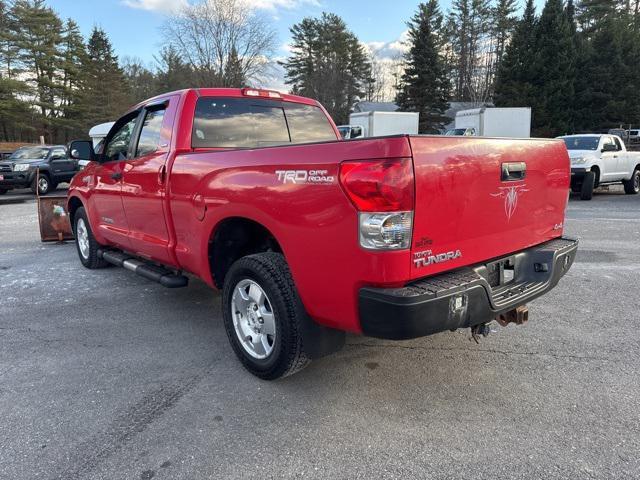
top-left (491, 185), bottom-right (529, 220)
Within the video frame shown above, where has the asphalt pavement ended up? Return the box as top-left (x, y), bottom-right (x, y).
top-left (1, 185), bottom-right (639, 479)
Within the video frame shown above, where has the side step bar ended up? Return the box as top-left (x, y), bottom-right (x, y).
top-left (97, 249), bottom-right (189, 288)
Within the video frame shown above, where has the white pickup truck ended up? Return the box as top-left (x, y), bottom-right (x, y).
top-left (560, 134), bottom-right (640, 200)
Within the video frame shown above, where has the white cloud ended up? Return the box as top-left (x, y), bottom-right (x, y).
top-left (366, 30), bottom-right (410, 59)
top-left (248, 0), bottom-right (320, 11)
top-left (122, 0), bottom-right (187, 13)
top-left (123, 0), bottom-right (319, 13)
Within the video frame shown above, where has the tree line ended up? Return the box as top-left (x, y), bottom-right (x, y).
top-left (1, 0), bottom-right (639, 142)
top-left (0, 0), bottom-right (275, 143)
top-left (395, 0), bottom-right (640, 135)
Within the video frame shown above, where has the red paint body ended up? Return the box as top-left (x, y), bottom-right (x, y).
top-left (68, 88), bottom-right (570, 334)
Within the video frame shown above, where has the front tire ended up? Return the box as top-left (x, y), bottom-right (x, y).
top-left (580, 171), bottom-right (595, 200)
top-left (31, 172), bottom-right (52, 195)
top-left (222, 253), bottom-right (310, 380)
top-left (623, 168), bottom-right (640, 195)
top-left (73, 207), bottom-right (108, 269)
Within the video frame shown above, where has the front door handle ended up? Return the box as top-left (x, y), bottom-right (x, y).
top-left (111, 172), bottom-right (122, 181)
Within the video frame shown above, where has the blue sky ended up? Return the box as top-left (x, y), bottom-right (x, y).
top-left (47, 0), bottom-right (544, 91)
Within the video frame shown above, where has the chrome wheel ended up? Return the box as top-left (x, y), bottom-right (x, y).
top-left (38, 176), bottom-right (48, 194)
top-left (231, 279), bottom-right (276, 359)
top-left (76, 218), bottom-right (90, 260)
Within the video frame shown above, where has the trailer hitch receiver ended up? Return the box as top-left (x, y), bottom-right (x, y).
top-left (495, 305), bottom-right (529, 326)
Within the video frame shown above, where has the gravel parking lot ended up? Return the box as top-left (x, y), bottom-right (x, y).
top-left (1, 186), bottom-right (639, 480)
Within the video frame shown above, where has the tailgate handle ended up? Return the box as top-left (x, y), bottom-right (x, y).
top-left (501, 162), bottom-right (526, 181)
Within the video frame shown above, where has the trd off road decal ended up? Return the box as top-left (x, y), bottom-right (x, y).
top-left (414, 249), bottom-right (462, 268)
top-left (275, 170), bottom-right (335, 184)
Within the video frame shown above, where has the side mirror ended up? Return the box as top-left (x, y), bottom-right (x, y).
top-left (69, 140), bottom-right (95, 161)
top-left (601, 144), bottom-right (616, 153)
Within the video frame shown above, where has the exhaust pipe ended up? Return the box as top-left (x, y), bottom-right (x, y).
top-left (495, 305), bottom-right (529, 326)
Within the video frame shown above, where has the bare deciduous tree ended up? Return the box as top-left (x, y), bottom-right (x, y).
top-left (162, 0), bottom-right (277, 87)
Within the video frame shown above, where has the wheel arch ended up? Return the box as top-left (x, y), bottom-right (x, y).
top-left (67, 195), bottom-right (84, 227)
top-left (208, 216), bottom-right (284, 289)
top-left (591, 165), bottom-right (601, 187)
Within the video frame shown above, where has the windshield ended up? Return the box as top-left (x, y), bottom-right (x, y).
top-left (445, 129), bottom-right (465, 136)
top-left (10, 147), bottom-right (50, 160)
top-left (563, 136), bottom-right (600, 151)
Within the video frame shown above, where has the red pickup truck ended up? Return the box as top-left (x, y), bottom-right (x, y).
top-left (67, 88), bottom-right (578, 379)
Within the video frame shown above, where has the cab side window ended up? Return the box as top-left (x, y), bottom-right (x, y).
top-left (135, 108), bottom-right (166, 157)
top-left (105, 117), bottom-right (138, 162)
top-left (601, 136), bottom-right (614, 151)
top-left (50, 148), bottom-right (67, 160)
top-left (613, 136), bottom-right (623, 151)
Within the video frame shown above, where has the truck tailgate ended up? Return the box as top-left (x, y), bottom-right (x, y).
top-left (408, 136), bottom-right (570, 280)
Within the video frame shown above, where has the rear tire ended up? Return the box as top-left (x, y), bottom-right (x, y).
top-left (570, 183), bottom-right (581, 194)
top-left (623, 168), bottom-right (640, 195)
top-left (222, 252), bottom-right (310, 380)
top-left (580, 172), bottom-right (595, 200)
top-left (73, 207), bottom-right (108, 269)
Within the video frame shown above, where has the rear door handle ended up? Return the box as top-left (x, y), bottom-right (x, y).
top-left (501, 162), bottom-right (526, 181)
top-left (111, 172), bottom-right (122, 180)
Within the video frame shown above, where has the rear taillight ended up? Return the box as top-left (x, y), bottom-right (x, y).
top-left (339, 159), bottom-right (414, 212)
top-left (339, 159), bottom-right (414, 250)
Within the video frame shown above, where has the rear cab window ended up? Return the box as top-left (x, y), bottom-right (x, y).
top-left (192, 97), bottom-right (337, 149)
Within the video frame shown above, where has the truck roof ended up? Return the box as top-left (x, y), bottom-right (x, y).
top-left (558, 134), bottom-right (602, 138)
top-left (129, 88), bottom-right (320, 114)
top-left (456, 107), bottom-right (531, 116)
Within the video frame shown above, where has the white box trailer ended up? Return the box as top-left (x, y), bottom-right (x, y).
top-left (454, 107), bottom-right (531, 138)
top-left (89, 121), bottom-right (115, 148)
top-left (348, 111), bottom-right (419, 138)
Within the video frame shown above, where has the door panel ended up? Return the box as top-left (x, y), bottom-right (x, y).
top-left (90, 114), bottom-right (140, 249)
top-left (120, 97), bottom-right (177, 265)
top-left (91, 160), bottom-right (130, 247)
top-left (49, 148), bottom-right (75, 181)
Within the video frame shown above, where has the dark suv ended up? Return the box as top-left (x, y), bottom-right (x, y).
top-left (0, 145), bottom-right (78, 195)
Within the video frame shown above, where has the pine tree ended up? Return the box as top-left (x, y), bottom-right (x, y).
top-left (154, 46), bottom-right (194, 91)
top-left (574, 18), bottom-right (627, 130)
top-left (531, 0), bottom-right (576, 136)
top-left (396, 1), bottom-right (450, 132)
top-left (80, 27), bottom-right (131, 127)
top-left (224, 47), bottom-right (245, 87)
top-left (282, 13), bottom-right (372, 124)
top-left (58, 19), bottom-right (87, 141)
top-left (493, 0), bottom-right (538, 109)
top-left (11, 0), bottom-right (64, 142)
top-left (577, 0), bottom-right (622, 34)
top-left (122, 57), bottom-right (157, 103)
top-left (0, 0), bottom-right (33, 141)
top-left (449, 0), bottom-right (494, 102)
top-left (492, 0), bottom-right (519, 70)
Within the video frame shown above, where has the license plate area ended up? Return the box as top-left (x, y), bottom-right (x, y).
top-left (486, 256), bottom-right (516, 288)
